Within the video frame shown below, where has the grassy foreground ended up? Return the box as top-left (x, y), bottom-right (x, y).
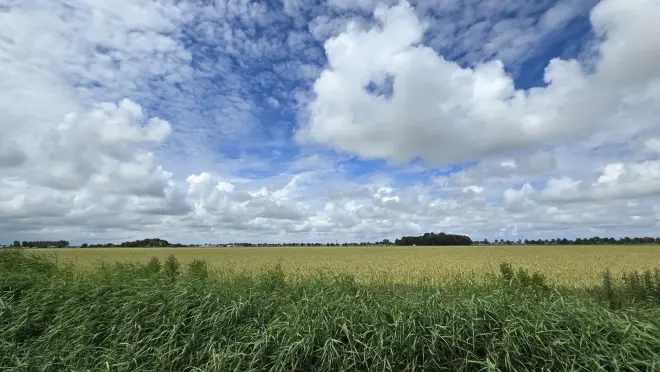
top-left (2, 249), bottom-right (660, 371)
top-left (30, 244), bottom-right (660, 286)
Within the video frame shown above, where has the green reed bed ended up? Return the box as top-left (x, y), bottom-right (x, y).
top-left (1, 249), bottom-right (659, 371)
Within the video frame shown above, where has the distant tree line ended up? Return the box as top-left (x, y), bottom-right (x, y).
top-left (395, 232), bottom-right (473, 246)
top-left (11, 240), bottom-right (69, 248)
top-left (477, 236), bottom-right (660, 245)
top-left (6, 235), bottom-right (660, 249)
top-left (84, 238), bottom-right (187, 248)
top-left (220, 241), bottom-right (392, 247)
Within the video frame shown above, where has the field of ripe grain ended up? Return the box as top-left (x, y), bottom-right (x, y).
top-left (33, 244), bottom-right (660, 286)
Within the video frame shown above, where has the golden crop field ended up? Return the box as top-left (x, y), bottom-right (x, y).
top-left (32, 244), bottom-right (660, 286)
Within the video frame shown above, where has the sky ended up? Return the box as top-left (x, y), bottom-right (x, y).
top-left (1, 0), bottom-right (660, 244)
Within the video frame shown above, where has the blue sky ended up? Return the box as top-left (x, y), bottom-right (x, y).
top-left (147, 0), bottom-right (599, 176)
top-left (1, 0), bottom-right (660, 244)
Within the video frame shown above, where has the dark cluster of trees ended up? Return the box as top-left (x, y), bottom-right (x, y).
top-left (395, 232), bottom-right (473, 246)
top-left (11, 240), bottom-right (69, 248)
top-left (83, 238), bottom-right (187, 248)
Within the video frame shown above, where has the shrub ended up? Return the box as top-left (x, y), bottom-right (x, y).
top-left (164, 254), bottom-right (180, 277)
top-left (187, 259), bottom-right (209, 279)
top-left (600, 268), bottom-right (660, 308)
top-left (498, 262), bottom-right (548, 290)
top-left (145, 256), bottom-right (162, 274)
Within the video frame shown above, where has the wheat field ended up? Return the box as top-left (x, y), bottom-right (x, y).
top-left (32, 244), bottom-right (660, 286)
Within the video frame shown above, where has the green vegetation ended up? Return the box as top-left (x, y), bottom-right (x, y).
top-left (394, 232), bottom-right (472, 246)
top-left (1, 249), bottom-right (659, 371)
top-left (85, 238), bottom-right (185, 248)
top-left (10, 240), bottom-right (70, 248)
top-left (7, 232), bottom-right (660, 249)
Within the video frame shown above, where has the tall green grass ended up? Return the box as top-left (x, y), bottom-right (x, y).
top-left (1, 249), bottom-right (659, 371)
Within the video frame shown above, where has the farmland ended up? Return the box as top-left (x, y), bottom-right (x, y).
top-left (2, 246), bottom-right (660, 371)
top-left (31, 244), bottom-right (660, 286)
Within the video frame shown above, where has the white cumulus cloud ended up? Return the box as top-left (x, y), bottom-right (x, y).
top-left (300, 0), bottom-right (660, 167)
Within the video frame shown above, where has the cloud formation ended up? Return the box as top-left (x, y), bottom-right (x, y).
top-left (301, 0), bottom-right (660, 166)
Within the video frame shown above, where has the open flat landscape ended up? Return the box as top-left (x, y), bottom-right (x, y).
top-left (3, 247), bottom-right (660, 371)
top-left (32, 244), bottom-right (660, 286)
top-left (5, 0), bottom-right (660, 369)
